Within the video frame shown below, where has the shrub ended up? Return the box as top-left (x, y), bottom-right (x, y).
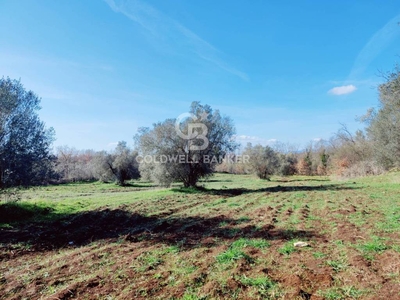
top-left (340, 160), bottom-right (385, 178)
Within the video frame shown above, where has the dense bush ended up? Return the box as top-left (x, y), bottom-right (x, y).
top-left (277, 153), bottom-right (297, 176)
top-left (340, 161), bottom-right (385, 178)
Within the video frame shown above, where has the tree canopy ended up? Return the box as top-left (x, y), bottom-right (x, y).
top-left (243, 143), bottom-right (279, 180)
top-left (0, 78), bottom-right (55, 188)
top-left (135, 102), bottom-right (237, 187)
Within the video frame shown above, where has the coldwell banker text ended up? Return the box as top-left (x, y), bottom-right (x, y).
top-left (136, 155), bottom-right (250, 164)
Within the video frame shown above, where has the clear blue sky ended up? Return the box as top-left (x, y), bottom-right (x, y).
top-left (1, 0), bottom-right (400, 151)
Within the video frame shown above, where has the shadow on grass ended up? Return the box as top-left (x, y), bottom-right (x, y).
top-left (119, 182), bottom-right (155, 188)
top-left (172, 184), bottom-right (360, 197)
top-left (275, 178), bottom-right (331, 183)
top-left (198, 179), bottom-right (233, 183)
top-left (0, 206), bottom-right (319, 253)
top-left (1, 182), bottom-right (353, 252)
top-left (0, 202), bottom-right (54, 224)
top-left (51, 180), bottom-right (155, 189)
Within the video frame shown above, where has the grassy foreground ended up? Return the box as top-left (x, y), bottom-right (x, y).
top-left (1, 173), bottom-right (400, 299)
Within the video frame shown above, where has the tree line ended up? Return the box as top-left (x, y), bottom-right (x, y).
top-left (1, 65), bottom-right (399, 189)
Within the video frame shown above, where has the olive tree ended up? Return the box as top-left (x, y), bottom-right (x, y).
top-left (243, 143), bottom-right (280, 180)
top-left (92, 142), bottom-right (139, 185)
top-left (135, 102), bottom-right (237, 187)
top-left (0, 78), bottom-right (55, 188)
top-left (108, 141), bottom-right (140, 185)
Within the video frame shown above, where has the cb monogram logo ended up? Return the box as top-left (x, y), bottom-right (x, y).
top-left (175, 113), bottom-right (209, 151)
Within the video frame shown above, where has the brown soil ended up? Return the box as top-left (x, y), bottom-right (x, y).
top-left (1, 185), bottom-right (400, 299)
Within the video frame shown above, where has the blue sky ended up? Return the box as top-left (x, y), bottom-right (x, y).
top-left (1, 0), bottom-right (400, 151)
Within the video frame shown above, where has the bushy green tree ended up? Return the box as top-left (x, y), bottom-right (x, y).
top-left (136, 102), bottom-right (237, 187)
top-left (0, 78), bottom-right (55, 188)
top-left (277, 153), bottom-right (297, 176)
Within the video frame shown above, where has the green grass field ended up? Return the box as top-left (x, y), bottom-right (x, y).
top-left (1, 173), bottom-right (400, 299)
